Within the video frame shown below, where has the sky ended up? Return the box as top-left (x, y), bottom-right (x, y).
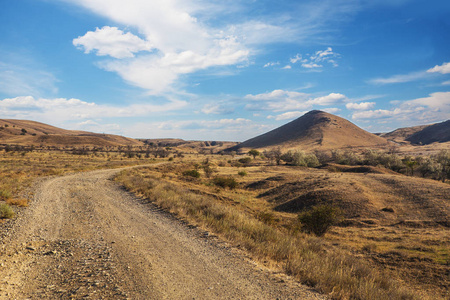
top-left (1, 0), bottom-right (449, 141)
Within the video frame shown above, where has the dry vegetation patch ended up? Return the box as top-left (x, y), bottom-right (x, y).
top-left (115, 158), bottom-right (448, 299)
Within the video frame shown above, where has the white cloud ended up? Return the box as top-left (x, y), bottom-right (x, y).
top-left (282, 65), bottom-right (292, 69)
top-left (269, 111), bottom-right (308, 121)
top-left (263, 62), bottom-right (279, 68)
top-left (201, 103), bottom-right (234, 115)
top-left (369, 62), bottom-right (450, 85)
top-left (346, 102), bottom-right (376, 110)
top-left (0, 96), bottom-right (187, 124)
top-left (0, 61), bottom-right (58, 97)
top-left (291, 47), bottom-right (340, 69)
top-left (244, 90), bottom-right (346, 112)
top-left (69, 0), bottom-right (250, 94)
top-left (124, 117), bottom-right (266, 141)
top-left (73, 26), bottom-right (153, 59)
top-left (369, 71), bottom-right (429, 85)
top-left (290, 54), bottom-right (306, 64)
top-left (310, 93), bottom-right (346, 105)
top-left (352, 92), bottom-right (450, 124)
top-left (322, 107), bottom-right (341, 114)
top-left (442, 80), bottom-right (450, 86)
top-left (427, 62), bottom-right (450, 74)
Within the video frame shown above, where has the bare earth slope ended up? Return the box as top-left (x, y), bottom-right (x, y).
top-left (229, 110), bottom-right (388, 151)
top-left (0, 168), bottom-right (323, 299)
top-left (0, 119), bottom-right (142, 147)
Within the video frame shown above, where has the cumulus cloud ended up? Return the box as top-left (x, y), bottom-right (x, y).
top-left (69, 0), bottom-right (252, 94)
top-left (73, 26), bottom-right (153, 59)
top-left (352, 92), bottom-right (450, 124)
top-left (268, 111), bottom-right (308, 121)
top-left (346, 102), bottom-right (376, 110)
top-left (427, 62), bottom-right (450, 74)
top-left (244, 89), bottom-right (346, 112)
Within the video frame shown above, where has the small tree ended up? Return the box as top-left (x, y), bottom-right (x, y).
top-left (298, 204), bottom-right (343, 236)
top-left (402, 156), bottom-right (417, 176)
top-left (248, 149), bottom-right (260, 159)
top-left (435, 150), bottom-right (450, 182)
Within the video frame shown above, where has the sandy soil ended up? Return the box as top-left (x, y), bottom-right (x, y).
top-left (0, 168), bottom-right (325, 299)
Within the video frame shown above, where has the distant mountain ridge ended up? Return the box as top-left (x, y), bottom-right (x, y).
top-left (406, 120), bottom-right (450, 144)
top-left (0, 119), bottom-right (142, 147)
top-left (228, 110), bottom-right (388, 151)
top-left (379, 119), bottom-right (449, 145)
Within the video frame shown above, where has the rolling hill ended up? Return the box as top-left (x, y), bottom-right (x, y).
top-left (378, 119), bottom-right (449, 145)
top-left (228, 110), bottom-right (388, 151)
top-left (406, 120), bottom-right (450, 145)
top-left (0, 119), bottom-right (142, 147)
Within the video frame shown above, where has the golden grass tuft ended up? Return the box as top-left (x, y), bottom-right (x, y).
top-left (6, 198), bottom-right (29, 207)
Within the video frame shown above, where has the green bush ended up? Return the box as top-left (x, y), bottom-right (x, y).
top-left (237, 170), bottom-right (247, 177)
top-left (213, 176), bottom-right (238, 189)
top-left (238, 157), bottom-right (252, 165)
top-left (0, 204), bottom-right (14, 219)
top-left (298, 205), bottom-right (343, 236)
top-left (182, 169), bottom-right (201, 178)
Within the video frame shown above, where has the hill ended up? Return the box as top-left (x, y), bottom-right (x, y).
top-left (0, 119), bottom-right (142, 147)
top-left (406, 119), bottom-right (450, 145)
top-left (378, 124), bottom-right (430, 144)
top-left (228, 110), bottom-right (388, 151)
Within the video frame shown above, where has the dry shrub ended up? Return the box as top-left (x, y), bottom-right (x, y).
top-left (0, 204), bottom-right (14, 219)
top-left (0, 190), bottom-right (12, 201)
top-left (6, 198), bottom-right (29, 207)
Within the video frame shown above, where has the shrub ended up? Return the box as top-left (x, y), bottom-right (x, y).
top-left (202, 165), bottom-right (216, 178)
top-left (0, 190), bottom-right (12, 201)
top-left (298, 204), bottom-right (343, 236)
top-left (237, 170), bottom-right (247, 177)
top-left (182, 169), bottom-right (201, 178)
top-left (332, 150), bottom-right (361, 165)
top-left (248, 149), bottom-right (260, 159)
top-left (238, 157), bottom-right (252, 165)
top-left (0, 204), bottom-right (14, 219)
top-left (281, 150), bottom-right (320, 167)
top-left (213, 176), bottom-right (238, 189)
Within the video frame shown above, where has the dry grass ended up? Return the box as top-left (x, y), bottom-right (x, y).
top-left (0, 149), bottom-right (153, 217)
top-left (5, 198), bottom-right (29, 207)
top-left (116, 165), bottom-right (423, 300)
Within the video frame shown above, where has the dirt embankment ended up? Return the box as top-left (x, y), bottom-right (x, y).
top-left (0, 168), bottom-right (324, 299)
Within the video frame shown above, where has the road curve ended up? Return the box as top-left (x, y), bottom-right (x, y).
top-left (0, 168), bottom-right (325, 299)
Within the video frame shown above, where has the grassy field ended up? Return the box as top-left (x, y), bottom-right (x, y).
top-left (115, 154), bottom-right (449, 299)
top-left (0, 149), bottom-right (154, 221)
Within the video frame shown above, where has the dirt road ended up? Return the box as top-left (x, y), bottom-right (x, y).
top-left (0, 168), bottom-right (325, 299)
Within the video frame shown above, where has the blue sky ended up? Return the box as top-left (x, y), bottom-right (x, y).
top-left (1, 0), bottom-right (449, 141)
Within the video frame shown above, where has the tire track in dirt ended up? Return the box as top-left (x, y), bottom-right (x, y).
top-left (0, 168), bottom-right (325, 299)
